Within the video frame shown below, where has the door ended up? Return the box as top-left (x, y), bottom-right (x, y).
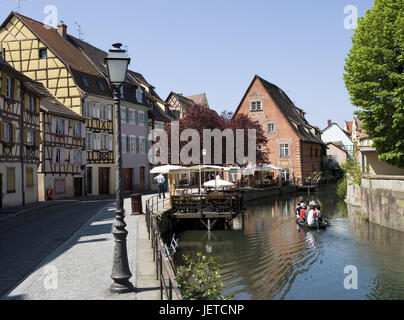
top-left (74, 177), bottom-right (83, 197)
top-left (139, 166), bottom-right (145, 192)
top-left (123, 168), bottom-right (133, 192)
top-left (86, 167), bottom-right (92, 194)
top-left (98, 167), bottom-right (110, 195)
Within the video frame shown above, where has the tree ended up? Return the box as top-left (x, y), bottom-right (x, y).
top-left (344, 0), bottom-right (404, 168)
top-left (163, 105), bottom-right (268, 165)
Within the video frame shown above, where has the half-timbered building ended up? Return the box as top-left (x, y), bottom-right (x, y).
top-left (25, 82), bottom-right (87, 200)
top-left (235, 75), bottom-right (324, 185)
top-left (0, 12), bottom-right (115, 196)
top-left (165, 92), bottom-right (210, 120)
top-left (0, 55), bottom-right (42, 208)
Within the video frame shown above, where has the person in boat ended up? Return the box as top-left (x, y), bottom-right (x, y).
top-left (299, 203), bottom-right (307, 223)
top-left (307, 202), bottom-right (318, 225)
top-left (296, 202), bottom-right (304, 217)
top-left (315, 204), bottom-right (323, 222)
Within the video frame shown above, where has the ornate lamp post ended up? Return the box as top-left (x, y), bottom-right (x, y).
top-left (105, 43), bottom-right (133, 293)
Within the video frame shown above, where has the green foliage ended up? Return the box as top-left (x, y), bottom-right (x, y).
top-left (341, 153), bottom-right (362, 186)
top-left (337, 176), bottom-right (347, 198)
top-left (344, 0), bottom-right (404, 168)
top-left (175, 252), bottom-right (232, 300)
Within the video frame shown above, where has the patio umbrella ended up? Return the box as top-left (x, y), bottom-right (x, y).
top-left (203, 179), bottom-right (234, 188)
top-left (150, 165), bottom-right (186, 174)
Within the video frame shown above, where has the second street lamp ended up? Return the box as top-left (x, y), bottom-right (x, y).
top-left (105, 43), bottom-right (133, 294)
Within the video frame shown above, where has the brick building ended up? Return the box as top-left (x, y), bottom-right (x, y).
top-left (234, 75), bottom-right (324, 185)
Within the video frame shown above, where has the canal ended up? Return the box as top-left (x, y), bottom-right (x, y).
top-left (175, 185), bottom-right (404, 300)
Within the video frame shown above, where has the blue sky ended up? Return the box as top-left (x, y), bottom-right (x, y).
top-left (1, 0), bottom-right (374, 129)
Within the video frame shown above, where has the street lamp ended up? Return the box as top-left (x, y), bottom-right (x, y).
top-left (200, 149), bottom-right (207, 194)
top-left (105, 43), bottom-right (133, 294)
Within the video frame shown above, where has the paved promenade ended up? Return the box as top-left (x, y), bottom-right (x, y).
top-left (2, 194), bottom-right (165, 300)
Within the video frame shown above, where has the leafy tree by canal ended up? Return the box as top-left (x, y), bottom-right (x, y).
top-left (344, 0), bottom-right (404, 168)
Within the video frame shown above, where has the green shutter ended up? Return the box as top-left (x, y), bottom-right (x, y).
top-left (135, 110), bottom-right (139, 125)
top-left (126, 108), bottom-right (129, 123)
top-left (136, 136), bottom-right (139, 153)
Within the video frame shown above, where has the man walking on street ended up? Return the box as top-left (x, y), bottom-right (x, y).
top-left (154, 173), bottom-right (166, 199)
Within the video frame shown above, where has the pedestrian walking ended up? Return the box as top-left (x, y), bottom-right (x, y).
top-left (154, 173), bottom-right (166, 199)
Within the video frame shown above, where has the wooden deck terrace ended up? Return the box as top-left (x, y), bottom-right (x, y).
top-left (169, 192), bottom-right (243, 230)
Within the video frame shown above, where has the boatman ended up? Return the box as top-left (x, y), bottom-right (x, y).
top-left (154, 173), bottom-right (166, 199)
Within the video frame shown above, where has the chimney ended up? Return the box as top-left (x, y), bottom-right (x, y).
top-left (57, 23), bottom-right (67, 38)
top-left (328, 120), bottom-right (332, 127)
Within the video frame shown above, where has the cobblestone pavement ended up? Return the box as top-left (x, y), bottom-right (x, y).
top-left (0, 199), bottom-right (113, 297)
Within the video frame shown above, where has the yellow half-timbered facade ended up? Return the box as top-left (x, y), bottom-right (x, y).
top-left (0, 12), bottom-right (115, 195)
top-left (0, 55), bottom-right (42, 208)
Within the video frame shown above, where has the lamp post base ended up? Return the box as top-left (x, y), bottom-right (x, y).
top-left (109, 280), bottom-right (135, 294)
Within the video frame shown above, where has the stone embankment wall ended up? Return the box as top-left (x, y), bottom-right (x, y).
top-left (347, 175), bottom-right (404, 232)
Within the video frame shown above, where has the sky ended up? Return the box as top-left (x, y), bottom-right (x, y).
top-left (1, 0), bottom-right (375, 129)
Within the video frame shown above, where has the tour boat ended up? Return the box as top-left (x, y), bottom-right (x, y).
top-left (296, 218), bottom-right (328, 229)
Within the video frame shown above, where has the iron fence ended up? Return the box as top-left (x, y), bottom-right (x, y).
top-left (145, 195), bottom-right (182, 300)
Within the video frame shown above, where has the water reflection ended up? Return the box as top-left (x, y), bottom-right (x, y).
top-left (176, 186), bottom-right (404, 300)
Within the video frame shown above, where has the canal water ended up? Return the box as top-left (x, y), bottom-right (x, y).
top-left (175, 185), bottom-right (404, 300)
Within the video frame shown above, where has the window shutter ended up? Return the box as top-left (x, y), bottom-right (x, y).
top-left (13, 80), bottom-right (18, 101)
top-left (24, 94), bottom-right (29, 110)
top-left (136, 136), bottom-right (139, 153)
top-left (35, 98), bottom-right (40, 113)
top-left (52, 148), bottom-right (57, 163)
top-left (60, 148), bottom-right (66, 163)
top-left (135, 110), bottom-right (139, 125)
top-left (1, 72), bottom-right (6, 96)
top-left (0, 122), bottom-right (4, 141)
top-left (109, 135), bottom-right (113, 151)
top-left (70, 150), bottom-right (75, 165)
top-left (107, 105), bottom-right (112, 120)
top-left (81, 123), bottom-right (86, 138)
top-left (64, 120), bottom-right (69, 135)
top-left (144, 113), bottom-right (147, 125)
top-left (13, 125), bottom-right (17, 143)
top-left (35, 131), bottom-right (40, 147)
top-left (126, 108), bottom-right (130, 123)
top-left (96, 104), bottom-right (100, 119)
top-left (51, 118), bottom-right (57, 133)
top-left (82, 151), bottom-right (87, 165)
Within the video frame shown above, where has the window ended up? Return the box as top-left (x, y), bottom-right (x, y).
top-left (83, 101), bottom-right (90, 118)
top-left (73, 123), bottom-right (81, 138)
top-left (267, 123), bottom-right (275, 133)
top-left (7, 167), bottom-right (15, 193)
top-left (81, 75), bottom-right (90, 88)
top-left (97, 79), bottom-right (105, 92)
top-left (6, 76), bottom-right (11, 99)
top-left (56, 119), bottom-right (64, 135)
top-left (126, 135), bottom-right (130, 153)
top-left (100, 104), bottom-right (106, 120)
top-left (280, 144), bottom-right (289, 158)
top-left (121, 107), bottom-right (126, 122)
top-left (130, 136), bottom-right (136, 153)
top-left (121, 135), bottom-right (126, 153)
top-left (55, 148), bottom-right (62, 163)
top-left (101, 134), bottom-right (110, 150)
top-left (73, 150), bottom-right (82, 165)
top-left (138, 111), bottom-right (144, 126)
top-left (39, 48), bottom-right (47, 59)
top-left (136, 88), bottom-right (143, 103)
top-left (28, 96), bottom-right (36, 112)
top-left (27, 130), bottom-right (35, 146)
top-left (86, 132), bottom-right (94, 150)
top-left (139, 137), bottom-right (145, 153)
top-left (250, 101), bottom-right (262, 111)
top-left (26, 167), bottom-right (34, 187)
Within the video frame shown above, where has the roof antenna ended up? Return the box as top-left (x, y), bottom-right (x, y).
top-left (74, 22), bottom-right (84, 40)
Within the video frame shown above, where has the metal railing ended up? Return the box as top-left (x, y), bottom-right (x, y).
top-left (145, 195), bottom-right (182, 300)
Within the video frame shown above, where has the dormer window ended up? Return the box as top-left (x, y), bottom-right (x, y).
top-left (97, 79), bottom-right (105, 92)
top-left (136, 88), bottom-right (143, 103)
top-left (250, 100), bottom-right (262, 111)
top-left (39, 48), bottom-right (47, 59)
top-left (81, 75), bottom-right (90, 88)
